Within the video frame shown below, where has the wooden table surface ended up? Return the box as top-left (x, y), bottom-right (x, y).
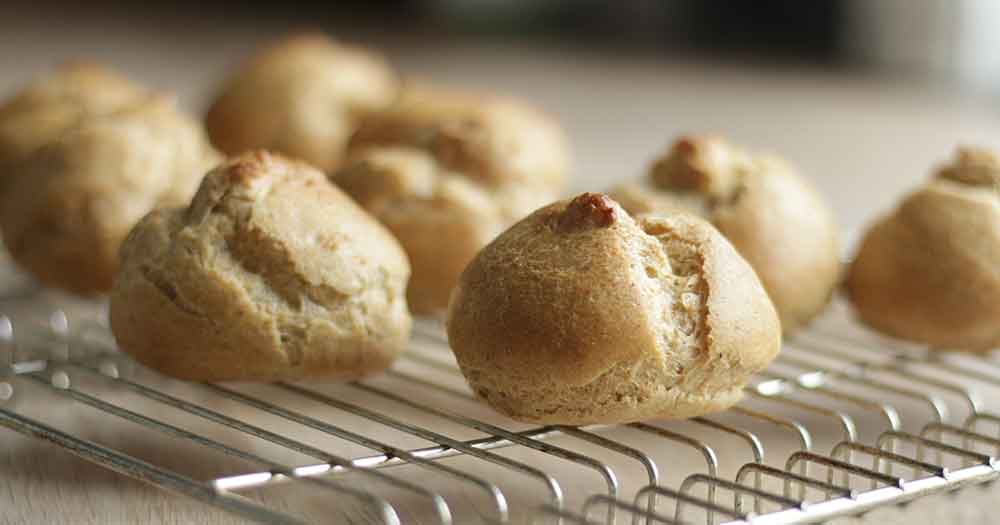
top-left (2, 5), bottom-right (1000, 525)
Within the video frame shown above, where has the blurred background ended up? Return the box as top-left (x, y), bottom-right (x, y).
top-left (2, 0), bottom-right (999, 240)
top-left (2, 3), bottom-right (1000, 524)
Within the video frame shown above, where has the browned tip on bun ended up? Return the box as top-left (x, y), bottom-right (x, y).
top-left (649, 135), bottom-right (748, 198)
top-left (559, 192), bottom-right (617, 230)
top-left (224, 150), bottom-right (272, 183)
top-left (847, 145), bottom-right (1000, 350)
top-left (936, 146), bottom-right (1000, 188)
top-left (610, 133), bottom-right (842, 334)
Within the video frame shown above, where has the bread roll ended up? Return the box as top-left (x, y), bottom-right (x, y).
top-left (609, 135), bottom-right (840, 333)
top-left (0, 62), bottom-right (147, 194)
top-left (110, 151), bottom-right (412, 382)
top-left (0, 97), bottom-right (218, 295)
top-left (205, 32), bottom-right (398, 173)
top-left (447, 193), bottom-right (781, 424)
top-left (335, 83), bottom-right (570, 314)
top-left (847, 147), bottom-right (1000, 350)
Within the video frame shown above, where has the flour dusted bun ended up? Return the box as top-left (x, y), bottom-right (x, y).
top-left (0, 97), bottom-right (218, 295)
top-left (446, 193), bottom-right (781, 424)
top-left (0, 62), bottom-right (147, 193)
top-left (205, 32), bottom-right (398, 172)
top-left (609, 135), bottom-right (840, 333)
top-left (847, 147), bottom-right (1000, 351)
top-left (110, 152), bottom-right (412, 382)
top-left (335, 83), bottom-right (570, 314)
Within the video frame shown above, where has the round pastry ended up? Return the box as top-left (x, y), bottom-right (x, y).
top-left (846, 147), bottom-right (1000, 351)
top-left (205, 32), bottom-right (398, 173)
top-left (0, 62), bottom-right (147, 193)
top-left (0, 97), bottom-right (218, 295)
top-left (335, 83), bottom-right (570, 314)
top-left (110, 151), bottom-right (412, 382)
top-left (447, 193), bottom-right (781, 425)
top-left (609, 135), bottom-right (840, 333)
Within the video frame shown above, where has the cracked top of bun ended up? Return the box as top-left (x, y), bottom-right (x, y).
top-left (347, 82), bottom-right (570, 191)
top-left (446, 192), bottom-right (781, 424)
top-left (110, 151), bottom-right (412, 382)
top-left (609, 135), bottom-right (841, 333)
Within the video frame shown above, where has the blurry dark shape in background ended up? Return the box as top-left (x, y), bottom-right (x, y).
top-left (419, 1), bottom-right (844, 61)
top-left (5, 0), bottom-right (1000, 89)
top-left (41, 0), bottom-right (842, 61)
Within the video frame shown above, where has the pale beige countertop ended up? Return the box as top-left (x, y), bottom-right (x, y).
top-left (2, 5), bottom-right (1000, 525)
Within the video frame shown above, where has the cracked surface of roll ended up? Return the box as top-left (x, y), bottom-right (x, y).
top-left (335, 83), bottom-right (570, 314)
top-left (609, 136), bottom-right (840, 333)
top-left (0, 62), bottom-right (147, 194)
top-left (446, 193), bottom-right (781, 424)
top-left (205, 32), bottom-right (398, 173)
top-left (110, 151), bottom-right (412, 382)
top-left (846, 147), bottom-right (1000, 351)
top-left (0, 97), bottom-right (218, 295)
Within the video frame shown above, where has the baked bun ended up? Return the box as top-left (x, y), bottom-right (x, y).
top-left (609, 135), bottom-right (841, 333)
top-left (0, 62), bottom-right (147, 193)
top-left (846, 147), bottom-right (1000, 351)
top-left (110, 152), bottom-right (412, 382)
top-left (0, 97), bottom-right (218, 295)
top-left (205, 32), bottom-right (398, 173)
top-left (447, 193), bottom-right (781, 424)
top-left (335, 84), bottom-right (570, 314)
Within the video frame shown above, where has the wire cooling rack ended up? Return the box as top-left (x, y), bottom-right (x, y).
top-left (2, 264), bottom-right (1000, 524)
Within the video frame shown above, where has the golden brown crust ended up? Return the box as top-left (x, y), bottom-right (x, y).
top-left (847, 147), bottom-right (1000, 350)
top-left (608, 135), bottom-right (841, 333)
top-left (0, 62), bottom-right (148, 194)
top-left (348, 82), bottom-right (570, 190)
top-left (205, 32), bottom-right (398, 173)
top-left (110, 151), bottom-right (412, 382)
top-left (0, 97), bottom-right (218, 295)
top-left (936, 146), bottom-right (1000, 188)
top-left (446, 193), bottom-right (781, 424)
top-left (335, 84), bottom-right (570, 314)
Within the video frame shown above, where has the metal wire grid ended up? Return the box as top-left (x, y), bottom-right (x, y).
top-left (2, 284), bottom-right (1000, 524)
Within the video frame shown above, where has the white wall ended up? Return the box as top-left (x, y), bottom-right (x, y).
top-left (845, 0), bottom-right (1000, 90)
